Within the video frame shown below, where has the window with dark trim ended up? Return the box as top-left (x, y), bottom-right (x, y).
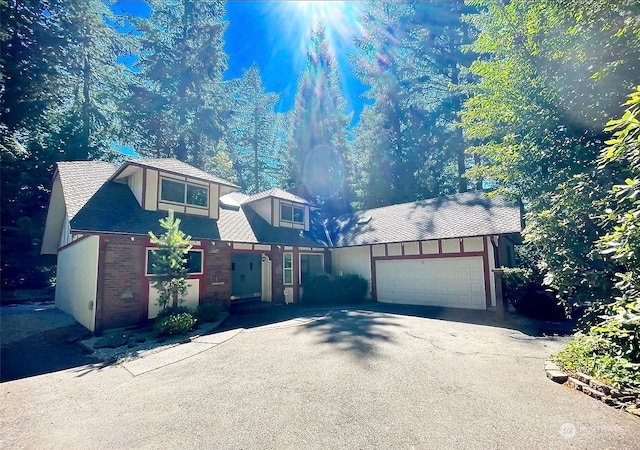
top-left (146, 249), bottom-right (203, 275)
top-left (280, 204), bottom-right (304, 223)
top-left (300, 253), bottom-right (323, 285)
top-left (160, 178), bottom-right (208, 208)
top-left (283, 252), bottom-right (293, 284)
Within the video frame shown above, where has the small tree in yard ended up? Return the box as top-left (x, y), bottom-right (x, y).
top-left (148, 210), bottom-right (192, 312)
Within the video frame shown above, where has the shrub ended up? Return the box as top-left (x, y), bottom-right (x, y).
top-left (153, 312), bottom-right (197, 336)
top-left (552, 331), bottom-right (640, 391)
top-left (302, 274), bottom-right (369, 305)
top-left (196, 303), bottom-right (223, 323)
top-left (501, 267), bottom-right (532, 306)
top-left (501, 267), bottom-right (567, 320)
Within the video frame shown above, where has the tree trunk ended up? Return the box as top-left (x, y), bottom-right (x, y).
top-left (171, 288), bottom-right (178, 309)
top-left (451, 64), bottom-right (467, 193)
top-left (80, 52), bottom-right (91, 160)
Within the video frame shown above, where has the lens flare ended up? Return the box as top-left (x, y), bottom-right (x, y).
top-left (271, 1), bottom-right (364, 74)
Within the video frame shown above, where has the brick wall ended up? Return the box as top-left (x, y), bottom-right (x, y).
top-left (97, 235), bottom-right (145, 331)
top-left (271, 245), bottom-right (285, 304)
top-left (204, 241), bottom-right (232, 309)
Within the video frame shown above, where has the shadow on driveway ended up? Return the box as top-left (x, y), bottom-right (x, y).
top-left (1, 325), bottom-right (99, 383)
top-left (220, 301), bottom-right (575, 338)
top-left (294, 309), bottom-right (401, 358)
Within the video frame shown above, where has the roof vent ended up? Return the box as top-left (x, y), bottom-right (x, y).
top-left (356, 215), bottom-right (372, 226)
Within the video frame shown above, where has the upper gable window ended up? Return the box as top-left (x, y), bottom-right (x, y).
top-left (280, 204), bottom-right (304, 223)
top-left (160, 178), bottom-right (208, 208)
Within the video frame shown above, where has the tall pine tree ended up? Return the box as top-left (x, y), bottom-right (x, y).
top-left (228, 63), bottom-right (287, 194)
top-left (349, 1), bottom-right (477, 208)
top-left (287, 25), bottom-right (352, 215)
top-left (122, 0), bottom-right (230, 169)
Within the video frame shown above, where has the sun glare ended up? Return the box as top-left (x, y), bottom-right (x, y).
top-left (273, 1), bottom-right (364, 65)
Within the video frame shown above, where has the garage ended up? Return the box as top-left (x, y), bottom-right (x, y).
top-left (375, 257), bottom-right (487, 309)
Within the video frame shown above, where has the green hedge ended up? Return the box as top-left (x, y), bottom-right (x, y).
top-left (302, 274), bottom-right (369, 305)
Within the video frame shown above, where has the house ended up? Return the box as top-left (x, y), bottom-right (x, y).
top-left (42, 158), bottom-right (522, 332)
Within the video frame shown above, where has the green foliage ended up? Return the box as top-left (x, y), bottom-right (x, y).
top-left (501, 267), bottom-right (566, 319)
top-left (287, 25), bottom-right (353, 215)
top-left (553, 88), bottom-right (640, 392)
top-left (121, 0), bottom-right (230, 167)
top-left (500, 267), bottom-right (532, 306)
top-left (552, 330), bottom-right (640, 391)
top-left (461, 0), bottom-right (639, 310)
top-left (227, 63), bottom-right (288, 194)
top-left (598, 87), bottom-right (640, 305)
top-left (148, 211), bottom-right (193, 312)
top-left (302, 274), bottom-right (369, 305)
top-left (350, 1), bottom-right (476, 208)
top-left (196, 303), bottom-right (223, 323)
top-left (153, 311), bottom-right (197, 337)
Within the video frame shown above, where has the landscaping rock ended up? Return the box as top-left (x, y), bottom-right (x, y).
top-left (567, 377), bottom-right (589, 392)
top-left (546, 370), bottom-right (568, 384)
top-left (589, 379), bottom-right (611, 395)
top-left (581, 385), bottom-right (604, 401)
top-left (93, 333), bottom-right (129, 349)
top-left (574, 371), bottom-right (592, 384)
top-left (603, 397), bottom-right (623, 407)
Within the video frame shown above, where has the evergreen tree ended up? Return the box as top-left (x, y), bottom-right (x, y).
top-left (228, 63), bottom-right (287, 194)
top-left (350, 1), bottom-right (476, 208)
top-left (122, 0), bottom-right (230, 168)
top-left (287, 25), bottom-right (352, 215)
top-left (148, 210), bottom-right (192, 311)
top-left (1, 0), bottom-right (130, 289)
top-left (461, 0), bottom-right (640, 305)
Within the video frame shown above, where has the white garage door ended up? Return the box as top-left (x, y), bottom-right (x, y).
top-left (375, 257), bottom-right (487, 309)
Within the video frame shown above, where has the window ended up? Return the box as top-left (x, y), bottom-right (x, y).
top-left (161, 179), bottom-right (185, 203)
top-left (146, 249), bottom-right (203, 275)
top-left (280, 204), bottom-right (304, 223)
top-left (160, 178), bottom-right (208, 208)
top-left (283, 252), bottom-right (293, 284)
top-left (300, 253), bottom-right (323, 285)
top-left (187, 184), bottom-right (208, 207)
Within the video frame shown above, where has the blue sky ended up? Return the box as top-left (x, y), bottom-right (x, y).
top-left (112, 1), bottom-right (368, 121)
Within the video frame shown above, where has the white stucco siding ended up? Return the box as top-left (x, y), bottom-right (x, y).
top-left (41, 176), bottom-right (66, 255)
top-left (254, 198), bottom-right (273, 225)
top-left (55, 236), bottom-right (99, 331)
top-left (331, 246), bottom-right (373, 298)
top-left (145, 169), bottom-right (158, 211)
top-left (127, 168), bottom-right (143, 206)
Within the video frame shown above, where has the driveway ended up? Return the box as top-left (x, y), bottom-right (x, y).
top-left (1, 305), bottom-right (638, 449)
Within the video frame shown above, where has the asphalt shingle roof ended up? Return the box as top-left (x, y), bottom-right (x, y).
top-left (242, 188), bottom-right (312, 205)
top-left (56, 161), bottom-right (117, 220)
top-left (333, 192), bottom-right (522, 247)
top-left (114, 158), bottom-right (239, 188)
top-left (71, 182), bottom-right (324, 246)
top-left (71, 182), bottom-right (222, 240)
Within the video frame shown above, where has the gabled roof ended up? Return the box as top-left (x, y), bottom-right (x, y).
top-left (71, 181), bottom-right (324, 246)
top-left (111, 158), bottom-right (239, 189)
top-left (57, 161), bottom-right (118, 220)
top-left (242, 187), bottom-right (313, 206)
top-left (333, 192), bottom-right (522, 247)
top-left (71, 182), bottom-right (222, 240)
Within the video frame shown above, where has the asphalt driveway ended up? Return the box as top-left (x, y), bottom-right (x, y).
top-left (1, 305), bottom-right (638, 449)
